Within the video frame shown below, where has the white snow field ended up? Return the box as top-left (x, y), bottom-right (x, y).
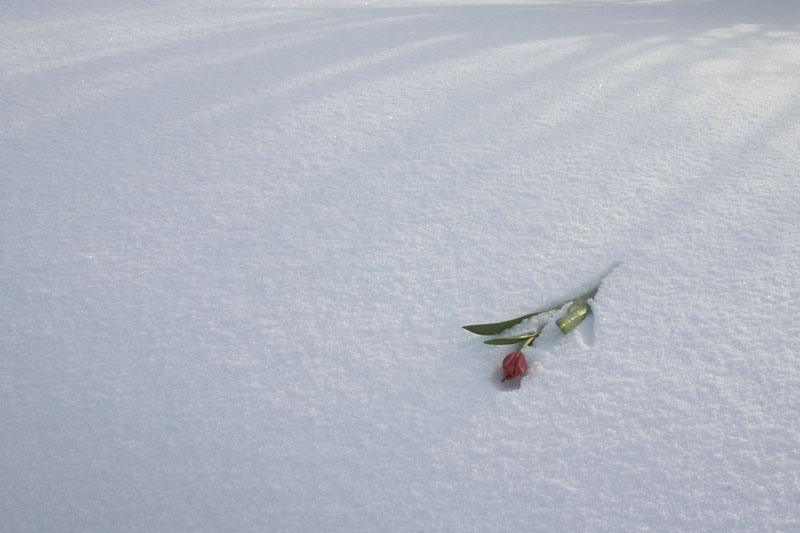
top-left (2, 0), bottom-right (799, 530)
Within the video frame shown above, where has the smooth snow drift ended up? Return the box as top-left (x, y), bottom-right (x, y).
top-left (2, 0), bottom-right (799, 530)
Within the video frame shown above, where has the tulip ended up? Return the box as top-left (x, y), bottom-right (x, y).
top-left (501, 351), bottom-right (527, 381)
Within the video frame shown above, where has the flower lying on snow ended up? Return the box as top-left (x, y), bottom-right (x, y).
top-left (464, 284), bottom-right (600, 382)
top-left (501, 351), bottom-right (527, 381)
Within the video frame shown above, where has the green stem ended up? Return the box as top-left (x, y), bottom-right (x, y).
top-left (520, 325), bottom-right (545, 349)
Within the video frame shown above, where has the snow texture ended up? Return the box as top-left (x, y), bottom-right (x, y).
top-left (2, 0), bottom-right (799, 530)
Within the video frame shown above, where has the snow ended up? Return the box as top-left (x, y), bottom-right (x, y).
top-left (2, 0), bottom-right (799, 530)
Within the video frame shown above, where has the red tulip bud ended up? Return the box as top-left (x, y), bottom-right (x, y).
top-left (501, 351), bottom-right (527, 381)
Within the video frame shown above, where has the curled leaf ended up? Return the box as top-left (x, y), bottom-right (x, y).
top-left (556, 298), bottom-right (591, 334)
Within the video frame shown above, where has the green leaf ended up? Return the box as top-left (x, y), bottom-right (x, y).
top-left (464, 282), bottom-right (603, 336)
top-left (463, 306), bottom-right (558, 336)
top-left (483, 326), bottom-right (545, 346)
top-left (483, 334), bottom-right (535, 345)
top-left (556, 298), bottom-right (591, 334)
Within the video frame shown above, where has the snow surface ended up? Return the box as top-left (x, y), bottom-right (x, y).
top-left (2, 0), bottom-right (799, 530)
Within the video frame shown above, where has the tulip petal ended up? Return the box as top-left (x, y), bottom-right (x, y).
top-left (501, 351), bottom-right (528, 380)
